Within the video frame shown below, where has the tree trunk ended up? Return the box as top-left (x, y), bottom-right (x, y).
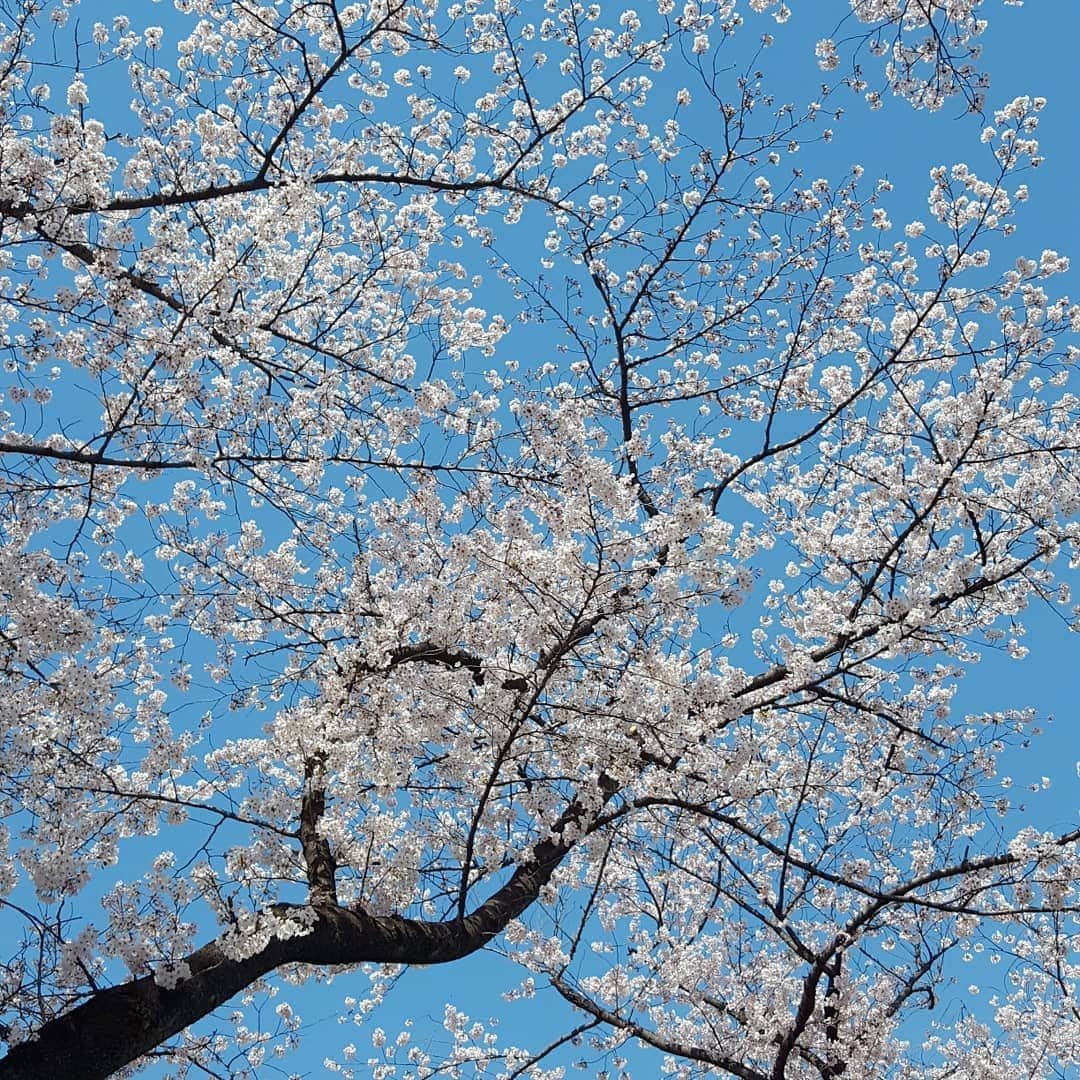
top-left (0, 821), bottom-right (585, 1079)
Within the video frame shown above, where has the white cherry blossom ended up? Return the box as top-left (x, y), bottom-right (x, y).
top-left (0, 1), bottom-right (1075, 1078)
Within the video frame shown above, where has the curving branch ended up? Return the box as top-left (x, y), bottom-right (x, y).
top-left (550, 973), bottom-right (768, 1080)
top-left (0, 777), bottom-right (617, 1080)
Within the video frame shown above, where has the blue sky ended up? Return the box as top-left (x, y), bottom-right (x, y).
top-left (268, 3), bottom-right (1080, 1073)
top-left (8, 0), bottom-right (1078, 1076)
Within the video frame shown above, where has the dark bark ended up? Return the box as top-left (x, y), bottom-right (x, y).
top-left (300, 758), bottom-right (339, 907)
top-left (0, 892), bottom-right (541, 1080)
top-left (0, 792), bottom-right (602, 1080)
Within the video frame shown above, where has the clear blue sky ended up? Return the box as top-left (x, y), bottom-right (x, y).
top-left (18, 1), bottom-right (1078, 1076)
top-left (270, 4), bottom-right (1080, 1074)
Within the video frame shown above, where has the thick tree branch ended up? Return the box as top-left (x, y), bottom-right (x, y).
top-left (300, 756), bottom-right (338, 907)
top-left (0, 779), bottom-right (615, 1080)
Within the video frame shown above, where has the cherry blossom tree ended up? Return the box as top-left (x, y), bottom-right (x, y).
top-left (0, 0), bottom-right (1076, 1077)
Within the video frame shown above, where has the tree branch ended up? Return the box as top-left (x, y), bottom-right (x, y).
top-left (0, 778), bottom-right (615, 1080)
